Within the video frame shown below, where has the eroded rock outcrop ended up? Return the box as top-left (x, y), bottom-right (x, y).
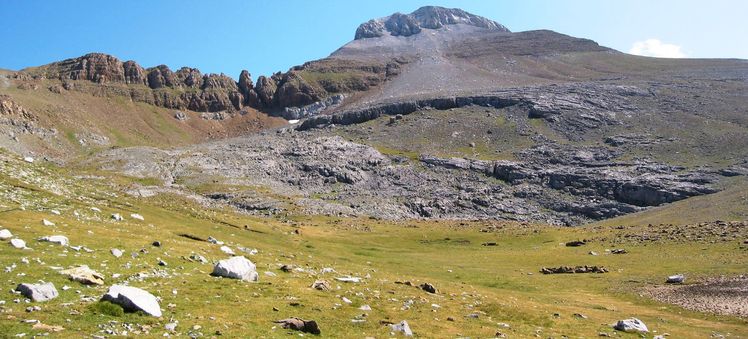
top-left (355, 6), bottom-right (509, 39)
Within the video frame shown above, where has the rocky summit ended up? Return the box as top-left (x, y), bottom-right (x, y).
top-left (0, 4), bottom-right (747, 338)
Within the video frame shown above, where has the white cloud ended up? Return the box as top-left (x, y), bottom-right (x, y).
top-left (629, 39), bottom-right (686, 58)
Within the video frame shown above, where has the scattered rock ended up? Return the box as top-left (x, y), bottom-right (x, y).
top-left (10, 238), bottom-right (27, 249)
top-left (565, 240), bottom-right (586, 247)
top-left (588, 251), bottom-right (599, 256)
top-left (220, 246), bottom-right (235, 255)
top-left (613, 318), bottom-right (648, 333)
top-left (42, 219), bottom-right (55, 227)
top-left (207, 236), bottom-right (224, 245)
top-left (102, 284), bottom-right (162, 317)
top-left (666, 274), bottom-right (685, 284)
top-left (23, 156), bottom-right (34, 163)
top-left (31, 323), bottom-right (64, 332)
top-left (130, 213), bottom-right (144, 221)
top-left (540, 266), bottom-right (608, 274)
top-left (111, 248), bottom-right (123, 258)
top-left (311, 280), bottom-right (331, 291)
top-left (152, 241), bottom-right (161, 247)
top-left (111, 213), bottom-right (124, 221)
top-left (335, 276), bottom-right (362, 283)
top-left (420, 282), bottom-right (437, 294)
top-left (60, 265), bottom-right (105, 285)
top-left (611, 249), bottom-right (627, 254)
top-left (274, 318), bottom-right (321, 335)
top-left (38, 235), bottom-right (69, 246)
top-left (211, 256), bottom-right (259, 281)
top-left (0, 229), bottom-right (12, 240)
top-left (16, 283), bottom-right (58, 302)
top-left (389, 320), bottom-right (413, 336)
top-left (481, 242), bottom-right (497, 246)
top-left (189, 253), bottom-right (208, 264)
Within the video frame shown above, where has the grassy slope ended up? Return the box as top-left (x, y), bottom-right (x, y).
top-left (0, 152), bottom-right (745, 338)
top-left (0, 80), bottom-right (287, 160)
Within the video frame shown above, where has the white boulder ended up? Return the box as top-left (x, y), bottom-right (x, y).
top-left (211, 256), bottom-right (258, 281)
top-left (130, 213), bottom-right (144, 221)
top-left (111, 248), bottom-right (123, 258)
top-left (42, 219), bottom-right (55, 226)
top-left (10, 238), bottom-right (27, 249)
top-left (613, 318), bottom-right (649, 333)
top-left (102, 285), bottom-right (162, 317)
top-left (0, 229), bottom-right (12, 240)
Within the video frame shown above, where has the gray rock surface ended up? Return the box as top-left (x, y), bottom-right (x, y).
top-left (39, 235), bottom-right (69, 246)
top-left (355, 6), bottom-right (509, 39)
top-left (60, 265), bottom-right (105, 285)
top-left (102, 284), bottom-right (162, 317)
top-left (16, 282), bottom-right (58, 302)
top-left (0, 229), bottom-right (12, 240)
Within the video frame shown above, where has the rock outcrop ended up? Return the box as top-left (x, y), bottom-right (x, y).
top-left (211, 256), bottom-right (259, 281)
top-left (355, 6), bottom-right (509, 39)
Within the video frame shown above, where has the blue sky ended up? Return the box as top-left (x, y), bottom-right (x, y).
top-left (1, 0), bottom-right (746, 79)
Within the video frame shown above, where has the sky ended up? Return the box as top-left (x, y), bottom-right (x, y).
top-left (1, 0), bottom-right (746, 79)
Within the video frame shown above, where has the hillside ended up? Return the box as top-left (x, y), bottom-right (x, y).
top-left (0, 5), bottom-right (747, 337)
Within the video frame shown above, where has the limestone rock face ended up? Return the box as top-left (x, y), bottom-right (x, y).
top-left (254, 75), bottom-right (277, 108)
top-left (123, 61), bottom-right (147, 85)
top-left (102, 285), bottom-right (162, 317)
top-left (67, 53), bottom-right (126, 83)
top-left (16, 282), bottom-right (59, 302)
top-left (211, 256), bottom-right (259, 281)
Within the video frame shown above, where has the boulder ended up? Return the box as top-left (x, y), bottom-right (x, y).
top-left (42, 219), bottom-right (55, 226)
top-left (0, 229), bottom-right (12, 240)
top-left (311, 280), bottom-right (331, 291)
top-left (102, 285), bottom-right (162, 317)
top-left (60, 265), bottom-right (105, 285)
top-left (220, 245), bottom-right (235, 255)
top-left (420, 282), bottom-right (437, 294)
top-left (111, 248), bottom-right (123, 258)
top-left (39, 235), bottom-right (69, 246)
top-left (211, 256), bottom-right (258, 281)
top-left (666, 274), bottom-right (685, 284)
top-left (10, 238), bottom-right (27, 249)
top-left (613, 318), bottom-right (648, 333)
top-left (16, 282), bottom-right (58, 302)
top-left (390, 320), bottom-right (414, 336)
top-left (274, 318), bottom-right (321, 335)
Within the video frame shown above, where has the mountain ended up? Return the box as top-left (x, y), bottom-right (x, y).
top-left (1, 6), bottom-right (748, 337)
top-left (1, 5), bottom-right (748, 224)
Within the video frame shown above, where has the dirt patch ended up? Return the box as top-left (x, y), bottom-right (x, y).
top-left (647, 276), bottom-right (748, 318)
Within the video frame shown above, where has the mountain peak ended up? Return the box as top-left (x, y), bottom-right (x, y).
top-left (354, 6), bottom-right (509, 40)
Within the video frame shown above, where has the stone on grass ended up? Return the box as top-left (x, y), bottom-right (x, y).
top-left (102, 285), bottom-right (162, 317)
top-left (61, 265), bottom-right (105, 285)
top-left (0, 229), bottom-right (12, 240)
top-left (130, 213), bottom-right (144, 221)
top-left (420, 282), bottom-right (437, 294)
top-left (23, 156), bottom-right (34, 163)
top-left (613, 318), bottom-right (648, 333)
top-left (111, 248), bottom-right (123, 258)
top-left (311, 280), bottom-right (331, 291)
top-left (211, 256), bottom-right (258, 281)
top-left (390, 320), bottom-right (413, 336)
top-left (666, 274), bottom-right (685, 284)
top-left (16, 282), bottom-right (58, 302)
top-left (39, 235), bottom-right (69, 246)
top-left (111, 213), bottom-right (124, 221)
top-left (335, 276), bottom-right (362, 283)
top-left (42, 219), bottom-right (55, 227)
top-left (274, 318), bottom-right (321, 335)
top-left (10, 238), bottom-right (27, 249)
top-left (220, 246), bottom-right (235, 255)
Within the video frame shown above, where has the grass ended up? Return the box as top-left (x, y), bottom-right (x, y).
top-left (0, 151), bottom-right (745, 338)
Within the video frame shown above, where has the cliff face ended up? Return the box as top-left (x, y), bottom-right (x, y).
top-left (355, 6), bottom-right (509, 39)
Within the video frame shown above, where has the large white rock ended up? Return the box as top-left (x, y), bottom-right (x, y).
top-left (211, 256), bottom-right (258, 281)
top-left (39, 235), bottom-right (69, 246)
top-left (10, 238), bottom-right (27, 249)
top-left (16, 282), bottom-right (58, 302)
top-left (102, 285), bottom-right (162, 317)
top-left (613, 318), bottom-right (649, 333)
top-left (0, 229), bottom-right (12, 240)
